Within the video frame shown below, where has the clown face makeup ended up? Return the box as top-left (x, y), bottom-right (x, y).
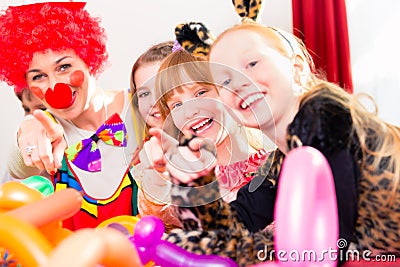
top-left (26, 49), bottom-right (92, 120)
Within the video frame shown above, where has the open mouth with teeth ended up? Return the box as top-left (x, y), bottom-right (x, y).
top-left (190, 118), bottom-right (214, 134)
top-left (239, 92), bottom-right (265, 110)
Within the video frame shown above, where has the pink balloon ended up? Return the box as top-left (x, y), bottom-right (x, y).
top-left (252, 146), bottom-right (339, 266)
top-left (276, 146), bottom-right (338, 266)
top-left (131, 216), bottom-right (238, 267)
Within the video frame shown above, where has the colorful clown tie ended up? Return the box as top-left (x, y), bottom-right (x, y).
top-left (65, 113), bottom-right (127, 172)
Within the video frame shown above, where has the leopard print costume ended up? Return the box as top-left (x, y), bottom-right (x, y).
top-left (354, 172), bottom-right (400, 256)
top-left (166, 150), bottom-right (284, 266)
top-left (352, 132), bottom-right (400, 255)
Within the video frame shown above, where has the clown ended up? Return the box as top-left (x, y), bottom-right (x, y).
top-left (0, 2), bottom-right (140, 230)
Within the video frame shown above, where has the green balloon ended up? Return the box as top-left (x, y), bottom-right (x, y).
top-left (21, 175), bottom-right (54, 197)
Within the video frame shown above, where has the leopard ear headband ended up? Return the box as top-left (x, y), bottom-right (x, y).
top-left (173, 1), bottom-right (263, 56)
top-left (173, 1), bottom-right (292, 56)
top-left (232, 0), bottom-right (264, 22)
top-left (174, 22), bottom-right (215, 57)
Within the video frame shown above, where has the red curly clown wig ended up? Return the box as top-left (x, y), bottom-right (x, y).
top-left (0, 2), bottom-right (108, 92)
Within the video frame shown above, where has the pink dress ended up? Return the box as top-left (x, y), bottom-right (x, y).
top-left (216, 149), bottom-right (269, 202)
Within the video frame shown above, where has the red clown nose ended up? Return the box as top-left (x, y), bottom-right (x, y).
top-left (44, 70), bottom-right (84, 109)
top-left (45, 83), bottom-right (75, 109)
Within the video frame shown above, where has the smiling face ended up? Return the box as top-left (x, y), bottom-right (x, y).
top-left (209, 28), bottom-right (300, 131)
top-left (166, 83), bottom-right (227, 145)
top-left (134, 63), bottom-right (163, 129)
top-left (26, 49), bottom-right (91, 120)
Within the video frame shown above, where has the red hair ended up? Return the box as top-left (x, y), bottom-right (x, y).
top-left (0, 2), bottom-right (108, 91)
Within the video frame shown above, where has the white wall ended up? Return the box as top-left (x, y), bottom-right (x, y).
top-left (0, 0), bottom-right (293, 178)
top-left (347, 0), bottom-right (400, 126)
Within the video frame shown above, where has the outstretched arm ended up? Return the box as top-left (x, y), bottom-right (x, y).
top-left (140, 128), bottom-right (232, 231)
top-left (15, 110), bottom-right (66, 175)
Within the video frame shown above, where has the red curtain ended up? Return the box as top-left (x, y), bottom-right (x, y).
top-left (292, 0), bottom-right (353, 93)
